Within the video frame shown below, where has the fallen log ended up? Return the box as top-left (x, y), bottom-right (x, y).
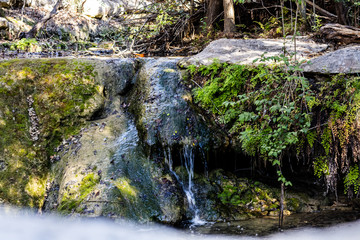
top-left (317, 23), bottom-right (360, 44)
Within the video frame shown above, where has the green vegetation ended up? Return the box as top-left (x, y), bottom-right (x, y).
top-left (10, 38), bottom-right (41, 52)
top-left (0, 59), bottom-right (103, 208)
top-left (190, 56), bottom-right (311, 186)
top-left (59, 173), bottom-right (100, 213)
top-left (217, 178), bottom-right (307, 215)
top-left (189, 57), bottom-right (360, 197)
top-left (218, 180), bottom-right (278, 209)
top-left (344, 166), bottom-right (360, 195)
top-left (113, 177), bottom-right (138, 201)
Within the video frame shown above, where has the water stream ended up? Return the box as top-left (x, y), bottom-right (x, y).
top-left (164, 145), bottom-right (206, 225)
top-left (182, 145), bottom-right (207, 226)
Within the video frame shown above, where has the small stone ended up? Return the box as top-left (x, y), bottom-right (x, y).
top-left (0, 160), bottom-right (6, 171)
top-left (99, 122), bottom-right (106, 132)
top-left (268, 210), bottom-right (279, 217)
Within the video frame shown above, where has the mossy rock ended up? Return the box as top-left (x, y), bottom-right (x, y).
top-left (58, 172), bottom-right (100, 213)
top-left (0, 58), bottom-right (104, 208)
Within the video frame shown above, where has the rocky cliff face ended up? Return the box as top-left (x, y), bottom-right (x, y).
top-left (1, 40), bottom-right (360, 224)
top-left (0, 57), bottom-right (227, 224)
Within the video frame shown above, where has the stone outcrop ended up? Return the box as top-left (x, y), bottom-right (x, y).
top-left (180, 37), bottom-right (360, 75)
top-left (179, 38), bottom-right (329, 67)
top-left (26, 57), bottom-right (225, 224)
top-left (82, 0), bottom-right (122, 18)
top-left (302, 46), bottom-right (360, 74)
top-left (1, 50), bottom-right (358, 225)
top-left (26, 0), bottom-right (150, 18)
top-left (82, 0), bottom-right (150, 18)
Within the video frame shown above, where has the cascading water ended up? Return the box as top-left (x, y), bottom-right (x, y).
top-left (182, 144), bottom-right (205, 225)
top-left (164, 144), bottom-right (206, 226)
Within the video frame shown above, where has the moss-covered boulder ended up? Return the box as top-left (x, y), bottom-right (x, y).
top-left (0, 58), bottom-right (106, 208)
top-left (40, 57), bottom-right (232, 224)
top-left (187, 169), bottom-right (325, 222)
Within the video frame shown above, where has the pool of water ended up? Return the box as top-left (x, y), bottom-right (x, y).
top-left (1, 206), bottom-right (360, 240)
top-left (191, 210), bottom-right (360, 236)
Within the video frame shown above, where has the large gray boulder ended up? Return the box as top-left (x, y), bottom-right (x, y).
top-left (302, 46), bottom-right (360, 74)
top-left (28, 0), bottom-right (150, 18)
top-left (82, 0), bottom-right (122, 18)
top-left (82, 0), bottom-right (150, 18)
top-left (179, 38), bottom-right (328, 67)
top-left (28, 0), bottom-right (56, 8)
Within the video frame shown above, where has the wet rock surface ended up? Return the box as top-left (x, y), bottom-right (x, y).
top-left (44, 57), bottom-right (226, 224)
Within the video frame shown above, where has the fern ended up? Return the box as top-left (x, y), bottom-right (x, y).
top-left (313, 156), bottom-right (329, 178)
top-left (306, 130), bottom-right (317, 148)
top-left (344, 166), bottom-right (360, 194)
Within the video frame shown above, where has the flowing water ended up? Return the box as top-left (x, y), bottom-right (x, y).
top-left (181, 144), bottom-right (206, 226)
top-left (164, 144), bottom-right (206, 225)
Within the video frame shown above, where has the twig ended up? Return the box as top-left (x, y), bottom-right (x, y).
top-left (260, 0), bottom-right (275, 17)
top-left (305, 0), bottom-right (337, 19)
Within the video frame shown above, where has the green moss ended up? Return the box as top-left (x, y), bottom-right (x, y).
top-left (286, 197), bottom-right (300, 212)
top-left (217, 179), bottom-right (280, 215)
top-left (0, 59), bottom-right (103, 208)
top-left (10, 39), bottom-right (41, 52)
top-left (25, 175), bottom-right (47, 208)
top-left (113, 177), bottom-right (138, 201)
top-left (58, 173), bottom-right (100, 213)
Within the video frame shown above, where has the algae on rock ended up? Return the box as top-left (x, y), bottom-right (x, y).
top-left (0, 58), bottom-right (105, 208)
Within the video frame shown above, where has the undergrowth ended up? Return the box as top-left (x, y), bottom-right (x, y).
top-left (188, 57), bottom-right (360, 198)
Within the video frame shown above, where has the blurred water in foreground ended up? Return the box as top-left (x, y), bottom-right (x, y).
top-left (1, 206), bottom-right (360, 240)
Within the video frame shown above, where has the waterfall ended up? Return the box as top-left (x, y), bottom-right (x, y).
top-left (165, 145), bottom-right (206, 226)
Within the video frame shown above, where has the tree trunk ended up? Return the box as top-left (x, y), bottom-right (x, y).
top-left (223, 0), bottom-right (236, 33)
top-left (206, 0), bottom-right (223, 29)
top-left (279, 182), bottom-right (284, 228)
top-left (24, 0), bottom-right (62, 38)
top-left (299, 0), bottom-right (306, 22)
top-left (334, 1), bottom-right (347, 25)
